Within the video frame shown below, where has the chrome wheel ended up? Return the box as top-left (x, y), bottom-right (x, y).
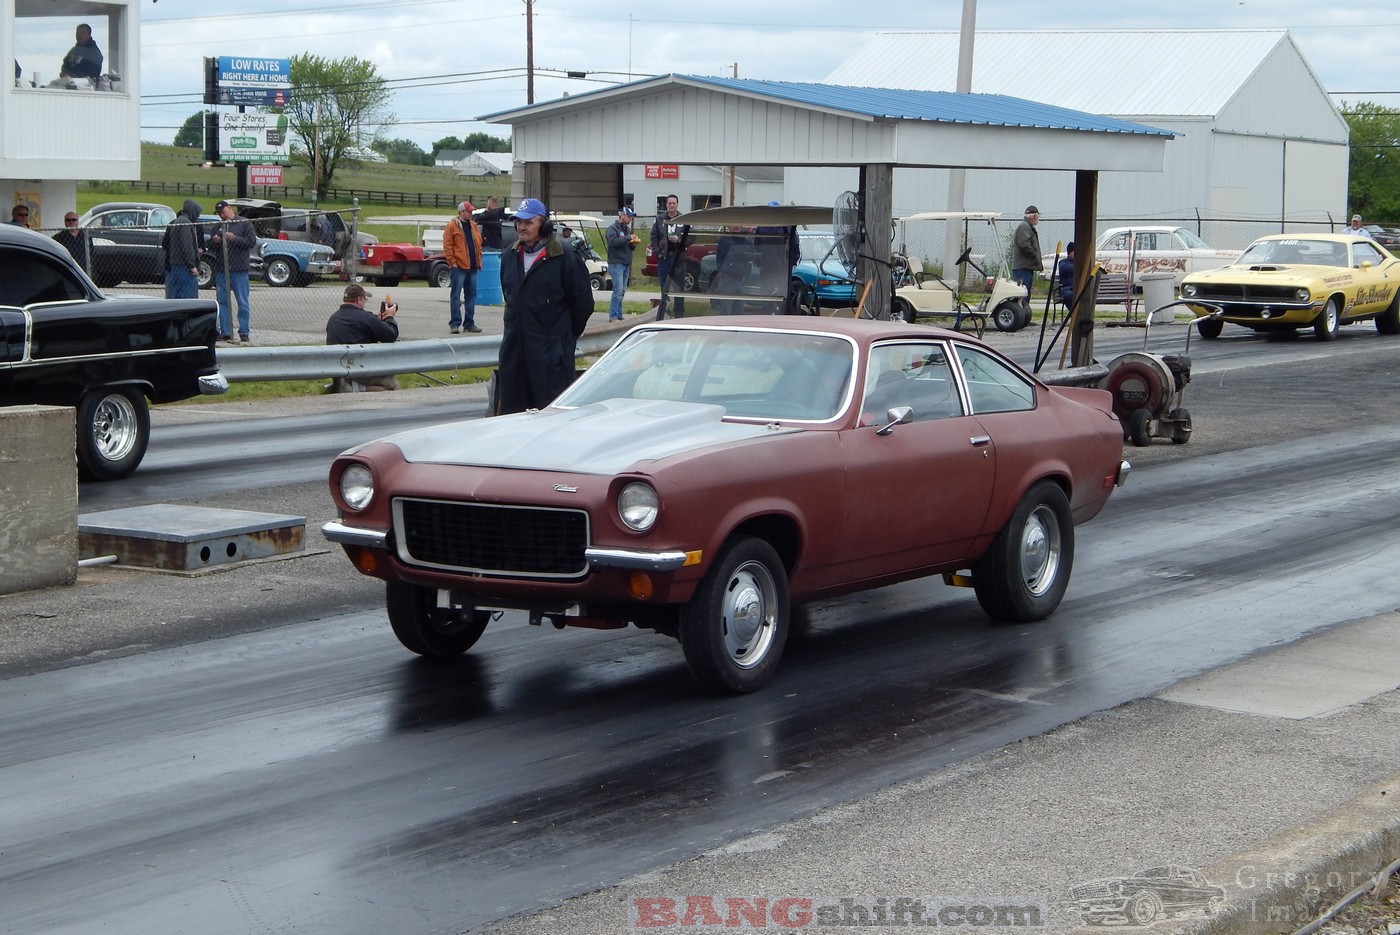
top-left (1018, 503), bottom-right (1064, 598)
top-left (77, 387), bottom-right (150, 481)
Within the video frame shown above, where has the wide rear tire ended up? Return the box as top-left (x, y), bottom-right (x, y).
top-left (1376, 290), bottom-right (1400, 335)
top-left (680, 537), bottom-right (789, 693)
top-left (386, 581), bottom-right (491, 657)
top-left (76, 386), bottom-right (150, 481)
top-left (972, 481), bottom-right (1074, 622)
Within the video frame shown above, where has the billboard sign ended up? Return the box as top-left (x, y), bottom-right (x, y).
top-left (644, 164), bottom-right (680, 179)
top-left (218, 87), bottom-right (290, 107)
top-left (216, 57), bottom-right (292, 89)
top-left (248, 165), bottom-right (284, 186)
top-left (218, 112), bottom-right (291, 164)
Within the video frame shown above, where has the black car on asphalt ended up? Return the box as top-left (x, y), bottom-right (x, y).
top-left (0, 224), bottom-right (227, 479)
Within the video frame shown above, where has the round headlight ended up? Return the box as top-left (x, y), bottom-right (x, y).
top-left (1295, 287), bottom-right (1311, 302)
top-left (339, 463), bottom-right (374, 511)
top-left (617, 481), bottom-right (659, 531)
top-left (1181, 283), bottom-right (1198, 298)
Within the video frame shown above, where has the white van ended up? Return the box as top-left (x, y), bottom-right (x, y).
top-left (423, 212), bottom-right (612, 290)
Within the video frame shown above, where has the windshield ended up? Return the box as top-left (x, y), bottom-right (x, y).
top-left (554, 327), bottom-right (856, 422)
top-left (799, 234), bottom-right (835, 262)
top-left (1176, 229), bottom-right (1209, 249)
top-left (1238, 238), bottom-right (1348, 268)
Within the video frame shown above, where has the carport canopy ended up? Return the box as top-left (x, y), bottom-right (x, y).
top-left (480, 74), bottom-right (1175, 361)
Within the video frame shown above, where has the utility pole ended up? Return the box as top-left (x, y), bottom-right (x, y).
top-left (727, 63), bottom-right (738, 205)
top-left (525, 0), bottom-right (535, 104)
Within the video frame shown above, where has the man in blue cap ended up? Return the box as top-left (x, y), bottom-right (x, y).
top-left (495, 197), bottom-right (596, 414)
top-left (604, 206), bottom-right (639, 322)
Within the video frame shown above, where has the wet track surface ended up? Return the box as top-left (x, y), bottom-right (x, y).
top-left (5, 325), bottom-right (1400, 933)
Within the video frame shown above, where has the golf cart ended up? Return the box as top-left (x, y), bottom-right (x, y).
top-left (890, 212), bottom-right (1030, 333)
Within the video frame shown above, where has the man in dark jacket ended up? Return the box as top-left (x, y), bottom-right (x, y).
top-left (326, 283), bottom-right (399, 392)
top-left (161, 199), bottom-right (203, 299)
top-left (208, 200), bottom-right (258, 344)
top-left (495, 197), bottom-right (595, 415)
top-left (477, 196), bottom-right (507, 251)
top-left (59, 24), bottom-right (102, 82)
top-left (53, 212), bottom-right (89, 270)
top-left (649, 193), bottom-right (689, 320)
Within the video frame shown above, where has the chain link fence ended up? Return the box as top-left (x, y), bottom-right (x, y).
top-left (46, 207), bottom-right (382, 339)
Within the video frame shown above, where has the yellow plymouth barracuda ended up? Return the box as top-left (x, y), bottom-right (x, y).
top-left (1180, 233), bottom-right (1400, 340)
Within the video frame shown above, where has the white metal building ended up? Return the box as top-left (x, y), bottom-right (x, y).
top-left (4, 0), bottom-right (140, 226)
top-left (788, 29), bottom-right (1349, 250)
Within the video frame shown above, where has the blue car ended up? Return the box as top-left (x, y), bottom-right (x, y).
top-left (197, 215), bottom-right (338, 288)
top-left (790, 232), bottom-right (858, 308)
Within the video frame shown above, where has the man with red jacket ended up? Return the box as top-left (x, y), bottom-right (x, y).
top-left (443, 200), bottom-right (484, 333)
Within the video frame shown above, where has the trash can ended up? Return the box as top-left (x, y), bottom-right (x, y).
top-left (1140, 272), bottom-right (1177, 324)
top-left (478, 251), bottom-right (504, 305)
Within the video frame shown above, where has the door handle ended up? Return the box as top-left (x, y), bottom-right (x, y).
top-left (969, 435), bottom-right (991, 446)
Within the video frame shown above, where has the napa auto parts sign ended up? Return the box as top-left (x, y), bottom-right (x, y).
top-left (644, 165), bottom-right (680, 179)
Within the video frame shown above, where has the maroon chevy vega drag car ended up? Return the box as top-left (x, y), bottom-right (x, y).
top-left (324, 317), bottom-right (1129, 693)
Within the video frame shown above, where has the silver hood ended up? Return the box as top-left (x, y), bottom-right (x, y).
top-left (380, 398), bottom-right (797, 475)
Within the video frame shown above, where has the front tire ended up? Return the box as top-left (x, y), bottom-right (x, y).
top-left (680, 537), bottom-right (789, 693)
top-left (385, 581), bottom-right (491, 657)
top-left (992, 300), bottom-right (1023, 332)
top-left (76, 386), bottom-right (150, 481)
top-left (197, 258), bottom-right (214, 290)
top-left (264, 256), bottom-right (295, 287)
top-left (1313, 297), bottom-right (1340, 341)
top-left (1196, 317), bottom-right (1223, 339)
top-left (972, 481), bottom-right (1074, 622)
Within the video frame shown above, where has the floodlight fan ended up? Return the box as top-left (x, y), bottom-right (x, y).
top-left (832, 190), bottom-right (861, 275)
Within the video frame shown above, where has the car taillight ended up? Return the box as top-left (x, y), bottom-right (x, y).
top-left (278, 232), bottom-right (289, 240)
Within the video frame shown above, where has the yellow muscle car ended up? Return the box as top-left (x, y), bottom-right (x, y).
top-left (1180, 233), bottom-right (1400, 340)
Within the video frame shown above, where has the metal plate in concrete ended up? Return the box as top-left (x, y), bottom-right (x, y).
top-left (78, 504), bottom-right (306, 571)
top-left (1157, 613), bottom-right (1400, 719)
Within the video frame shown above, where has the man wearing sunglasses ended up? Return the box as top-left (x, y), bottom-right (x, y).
top-left (8, 205), bottom-right (30, 228)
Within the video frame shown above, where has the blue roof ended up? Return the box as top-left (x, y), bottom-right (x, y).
top-left (681, 75), bottom-right (1172, 136)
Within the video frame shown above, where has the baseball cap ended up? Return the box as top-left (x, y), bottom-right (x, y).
top-left (458, 201), bottom-right (475, 213)
top-left (768, 200), bottom-right (781, 206)
top-left (1352, 214), bottom-right (1363, 222)
top-left (1025, 205), bottom-right (1040, 215)
top-left (214, 200), bottom-right (230, 212)
top-left (514, 197), bottom-right (548, 220)
top-left (343, 282), bottom-right (371, 301)
top-left (620, 206), bottom-right (635, 217)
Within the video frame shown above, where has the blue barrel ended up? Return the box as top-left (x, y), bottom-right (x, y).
top-left (478, 251), bottom-right (504, 305)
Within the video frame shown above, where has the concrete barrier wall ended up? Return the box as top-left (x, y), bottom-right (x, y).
top-left (0, 406), bottom-right (77, 594)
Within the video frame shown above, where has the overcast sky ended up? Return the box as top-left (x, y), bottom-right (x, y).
top-left (23, 1), bottom-right (1399, 150)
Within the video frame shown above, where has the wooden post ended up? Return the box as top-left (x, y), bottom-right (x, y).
top-left (859, 163), bottom-right (893, 320)
top-left (1071, 170), bottom-right (1098, 368)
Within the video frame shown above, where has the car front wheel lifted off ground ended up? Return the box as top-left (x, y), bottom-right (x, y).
top-left (385, 581), bottom-right (491, 657)
top-left (972, 481), bottom-right (1074, 622)
top-left (680, 536), bottom-right (789, 693)
top-left (76, 386), bottom-right (150, 481)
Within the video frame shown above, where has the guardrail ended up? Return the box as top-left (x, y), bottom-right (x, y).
top-left (214, 331), bottom-right (625, 383)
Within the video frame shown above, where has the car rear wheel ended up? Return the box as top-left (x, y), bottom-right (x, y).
top-left (1313, 297), bottom-right (1340, 341)
top-left (972, 481), bottom-right (1074, 622)
top-left (680, 536), bottom-right (789, 693)
top-left (1376, 290), bottom-right (1400, 335)
top-left (385, 581), bottom-right (491, 657)
top-left (1126, 892), bottom-right (1162, 925)
top-left (76, 386), bottom-right (150, 481)
top-left (680, 264), bottom-right (699, 292)
top-left (1195, 317), bottom-right (1223, 339)
top-left (197, 258), bottom-right (214, 290)
top-left (264, 256), bottom-right (295, 287)
top-left (429, 262), bottom-right (450, 289)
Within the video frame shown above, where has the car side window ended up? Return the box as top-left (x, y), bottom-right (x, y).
top-left (0, 250), bottom-right (88, 306)
top-left (99, 211), bottom-right (139, 229)
top-left (151, 207), bottom-right (176, 227)
top-left (1353, 242), bottom-right (1384, 268)
top-left (862, 341), bottom-right (964, 424)
top-left (1103, 232), bottom-right (1129, 251)
top-left (954, 345), bottom-right (1036, 414)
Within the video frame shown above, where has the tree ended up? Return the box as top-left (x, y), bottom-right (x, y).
top-left (372, 138), bottom-right (431, 166)
top-left (173, 111), bottom-right (204, 148)
top-left (430, 132), bottom-right (510, 157)
top-left (282, 54), bottom-right (396, 196)
top-left (1343, 102), bottom-right (1400, 222)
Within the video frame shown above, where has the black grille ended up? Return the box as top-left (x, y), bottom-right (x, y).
top-left (395, 498), bottom-right (589, 577)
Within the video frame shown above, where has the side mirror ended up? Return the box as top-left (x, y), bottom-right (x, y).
top-left (876, 406), bottom-right (914, 436)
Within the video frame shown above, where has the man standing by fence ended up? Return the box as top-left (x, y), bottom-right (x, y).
top-left (208, 200), bottom-right (257, 344)
top-left (444, 201), bottom-right (484, 334)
